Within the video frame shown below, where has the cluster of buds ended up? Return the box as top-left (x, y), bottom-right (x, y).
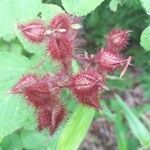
top-left (12, 13), bottom-right (132, 133)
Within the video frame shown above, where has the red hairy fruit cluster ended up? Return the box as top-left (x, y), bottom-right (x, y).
top-left (12, 74), bottom-right (67, 133)
top-left (12, 13), bottom-right (132, 133)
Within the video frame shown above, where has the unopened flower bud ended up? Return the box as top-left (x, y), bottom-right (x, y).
top-left (18, 22), bottom-right (45, 43)
top-left (106, 29), bottom-right (130, 51)
top-left (69, 69), bottom-right (104, 108)
top-left (50, 14), bottom-right (72, 31)
top-left (95, 48), bottom-right (131, 74)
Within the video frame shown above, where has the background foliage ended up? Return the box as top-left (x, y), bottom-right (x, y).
top-left (0, 0), bottom-right (150, 150)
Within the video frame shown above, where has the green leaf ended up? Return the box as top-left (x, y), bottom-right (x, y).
top-left (0, 93), bottom-right (31, 142)
top-left (47, 130), bottom-right (62, 150)
top-left (140, 0), bottom-right (150, 15)
top-left (0, 0), bottom-right (41, 37)
top-left (61, 0), bottom-right (105, 16)
top-left (108, 73), bottom-right (133, 91)
top-left (30, 54), bottom-right (60, 74)
top-left (2, 34), bottom-right (16, 42)
top-left (10, 40), bottom-right (23, 54)
top-left (109, 0), bottom-right (120, 12)
top-left (0, 52), bottom-right (31, 141)
top-left (40, 4), bottom-right (64, 21)
top-left (140, 26), bottom-right (150, 51)
top-left (57, 105), bottom-right (95, 150)
top-left (1, 132), bottom-right (23, 150)
top-left (20, 130), bottom-right (49, 150)
top-left (0, 52), bottom-right (30, 83)
top-left (100, 100), bottom-right (115, 122)
top-left (116, 95), bottom-right (150, 147)
top-left (0, 146), bottom-right (3, 150)
top-left (0, 41), bottom-right (9, 52)
top-left (114, 115), bottom-right (129, 150)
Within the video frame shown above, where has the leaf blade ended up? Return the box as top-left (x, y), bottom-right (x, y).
top-left (140, 26), bottom-right (150, 51)
top-left (61, 0), bottom-right (105, 16)
top-left (115, 95), bottom-right (150, 147)
top-left (57, 105), bottom-right (95, 150)
top-left (0, 52), bottom-right (31, 141)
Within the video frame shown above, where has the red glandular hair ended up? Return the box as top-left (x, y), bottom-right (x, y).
top-left (69, 69), bottom-right (105, 108)
top-left (18, 22), bottom-right (45, 43)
